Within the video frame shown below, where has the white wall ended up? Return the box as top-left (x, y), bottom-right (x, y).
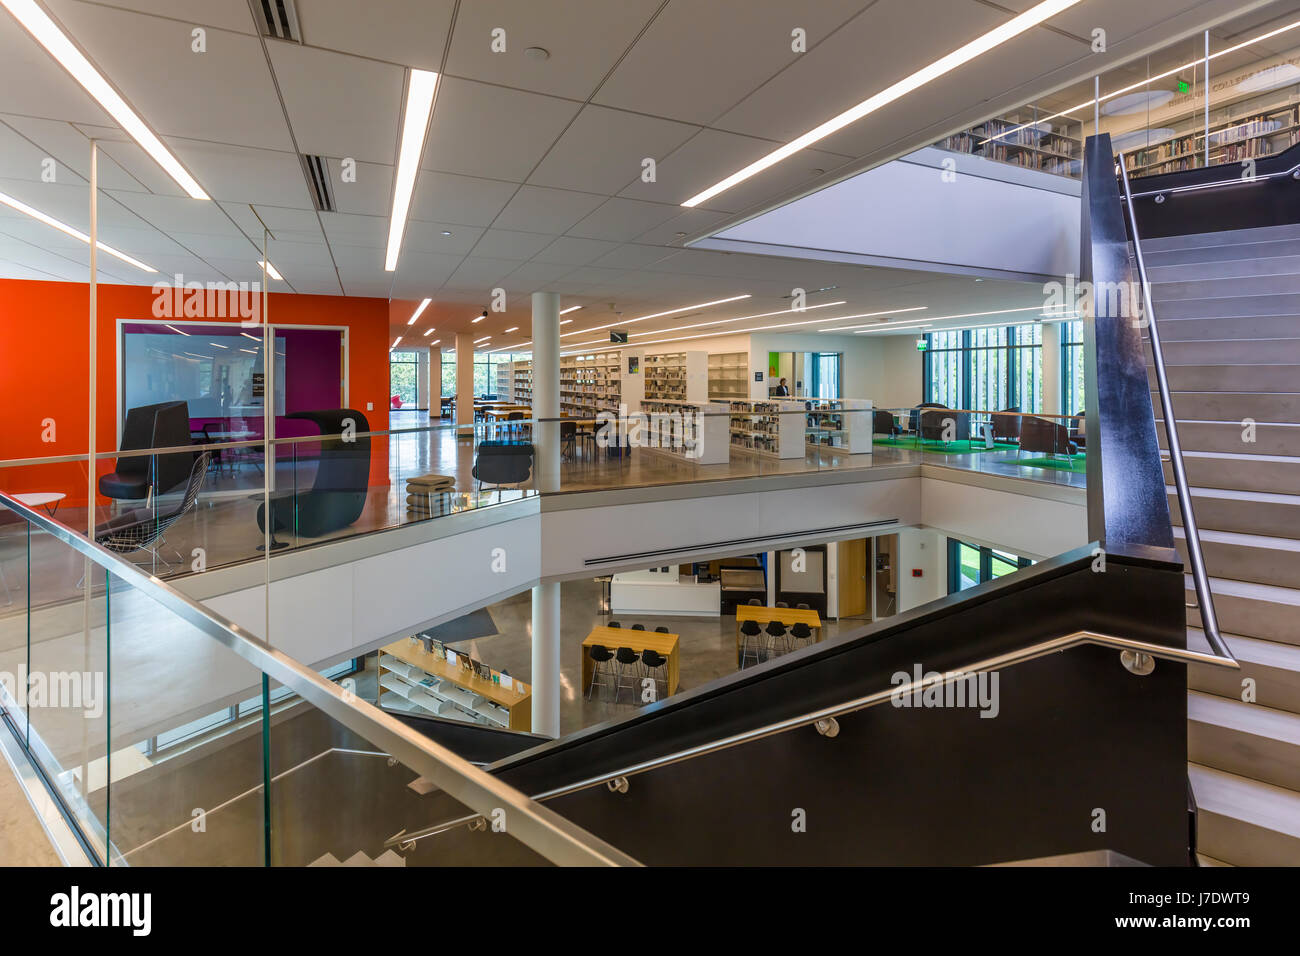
top-left (896, 527), bottom-right (947, 612)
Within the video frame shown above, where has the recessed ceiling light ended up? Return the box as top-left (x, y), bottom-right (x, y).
top-left (440, 230), bottom-right (452, 237)
top-left (258, 260), bottom-right (283, 281)
top-left (392, 336), bottom-right (402, 348)
top-left (408, 297), bottom-right (431, 325)
top-left (0, 189), bottom-right (156, 272)
top-left (559, 304), bottom-right (583, 315)
top-left (1, 0), bottom-right (209, 199)
top-left (525, 46), bottom-right (550, 60)
top-left (385, 69), bottom-right (439, 271)
top-left (682, 0), bottom-right (1083, 207)
top-left (504, 327), bottom-right (518, 333)
top-left (974, 278), bottom-right (984, 282)
top-left (810, 168), bottom-right (825, 176)
top-left (560, 319), bottom-right (573, 326)
top-left (563, 294), bottom-right (751, 338)
top-left (422, 327), bottom-right (435, 337)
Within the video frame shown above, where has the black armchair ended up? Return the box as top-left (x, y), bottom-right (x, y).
top-left (1020, 415), bottom-right (1079, 458)
top-left (472, 441), bottom-right (534, 498)
top-left (872, 409), bottom-right (899, 438)
top-left (991, 406), bottom-right (1021, 444)
top-left (100, 401), bottom-right (193, 501)
top-left (257, 409), bottom-right (371, 539)
top-left (917, 403), bottom-right (969, 443)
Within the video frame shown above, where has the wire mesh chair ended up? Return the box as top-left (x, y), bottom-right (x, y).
top-left (95, 452), bottom-right (209, 570)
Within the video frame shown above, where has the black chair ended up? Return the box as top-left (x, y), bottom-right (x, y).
top-left (257, 409), bottom-right (370, 539)
top-left (505, 410), bottom-right (527, 440)
top-left (608, 621), bottom-right (622, 628)
top-left (872, 409), bottom-right (899, 438)
top-left (586, 644), bottom-right (615, 700)
top-left (765, 620), bottom-right (789, 657)
top-left (917, 404), bottom-right (969, 444)
top-left (789, 621), bottom-right (814, 651)
top-left (1069, 409), bottom-right (1087, 449)
top-left (613, 647), bottom-right (640, 703)
top-left (1020, 415), bottom-right (1079, 459)
top-left (640, 649), bottom-right (669, 701)
top-left (654, 626), bottom-right (669, 633)
top-left (631, 623), bottom-right (645, 630)
top-left (95, 452), bottom-right (209, 569)
top-left (746, 598), bottom-right (762, 606)
top-left (739, 620), bottom-right (764, 668)
top-left (100, 401), bottom-right (193, 501)
top-left (992, 406), bottom-right (1021, 444)
top-left (560, 420), bottom-right (577, 462)
top-left (776, 601), bottom-right (789, 608)
top-left (472, 441), bottom-right (534, 499)
top-left (796, 602), bottom-right (810, 610)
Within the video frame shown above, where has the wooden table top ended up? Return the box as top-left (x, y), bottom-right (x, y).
top-left (382, 639), bottom-right (529, 708)
top-left (483, 406), bottom-right (532, 418)
top-left (583, 626), bottom-right (679, 655)
top-left (736, 606), bottom-right (822, 628)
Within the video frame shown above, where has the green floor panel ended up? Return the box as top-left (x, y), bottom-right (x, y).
top-left (872, 437), bottom-right (1021, 455)
top-left (1015, 455), bottom-right (1087, 474)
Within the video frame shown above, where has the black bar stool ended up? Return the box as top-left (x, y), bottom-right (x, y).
top-left (640, 649), bottom-right (669, 702)
top-left (739, 620), bottom-right (764, 668)
top-left (613, 646), bottom-right (640, 703)
top-left (586, 644), bottom-right (615, 700)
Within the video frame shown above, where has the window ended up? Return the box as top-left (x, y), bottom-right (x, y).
top-left (808, 352), bottom-right (842, 399)
top-left (441, 351), bottom-right (456, 397)
top-left (947, 537), bottom-right (1034, 594)
top-left (924, 324), bottom-right (1042, 412)
top-left (1062, 320), bottom-right (1085, 415)
top-left (389, 350), bottom-right (419, 407)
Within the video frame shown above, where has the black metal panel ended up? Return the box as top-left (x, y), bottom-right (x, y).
top-left (384, 709), bottom-right (545, 764)
top-left (1081, 133), bottom-right (1175, 556)
top-left (404, 547), bottom-right (1189, 866)
top-left (1127, 141), bottom-right (1300, 240)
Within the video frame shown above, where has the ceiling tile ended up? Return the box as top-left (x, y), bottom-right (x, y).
top-left (267, 42), bottom-right (403, 164)
top-left (294, 0), bottom-right (455, 69)
top-left (411, 171), bottom-right (518, 227)
top-left (527, 105), bottom-right (698, 194)
top-left (469, 228), bottom-right (554, 259)
top-left (634, 208), bottom-right (729, 245)
top-left (329, 160), bottom-right (393, 217)
top-left (566, 197), bottom-right (680, 242)
top-left (444, 0), bottom-right (664, 100)
top-left (530, 235), bottom-right (620, 265)
top-left (73, 0), bottom-right (258, 34)
top-left (492, 185), bottom-right (604, 234)
top-left (590, 243), bottom-right (676, 270)
top-left (166, 137), bottom-right (314, 208)
top-left (422, 77), bottom-right (581, 181)
top-left (445, 255), bottom-right (525, 291)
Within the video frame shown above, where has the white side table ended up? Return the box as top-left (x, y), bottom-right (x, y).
top-left (14, 492), bottom-right (66, 516)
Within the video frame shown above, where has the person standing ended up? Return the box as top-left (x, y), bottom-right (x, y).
top-left (774, 377), bottom-right (790, 396)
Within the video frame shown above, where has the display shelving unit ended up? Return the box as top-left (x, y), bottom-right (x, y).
top-left (638, 398), bottom-right (729, 465)
top-left (645, 351), bottom-right (708, 403)
top-left (511, 360), bottom-right (533, 407)
top-left (377, 638), bottom-right (531, 731)
top-left (707, 351), bottom-right (749, 400)
top-left (561, 351), bottom-right (622, 419)
top-left (803, 398), bottom-right (873, 454)
top-left (729, 400), bottom-right (805, 459)
top-left (494, 363), bottom-right (513, 402)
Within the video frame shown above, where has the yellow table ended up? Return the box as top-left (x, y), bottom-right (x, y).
top-left (735, 605), bottom-right (822, 658)
top-left (581, 626), bottom-right (680, 698)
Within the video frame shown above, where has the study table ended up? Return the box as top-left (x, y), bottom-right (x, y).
top-left (581, 625), bottom-right (680, 698)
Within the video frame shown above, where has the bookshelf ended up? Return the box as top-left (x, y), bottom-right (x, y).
top-left (494, 362), bottom-right (513, 402)
top-left (645, 351), bottom-right (708, 403)
top-left (708, 351), bottom-right (749, 400)
top-left (1122, 91), bottom-right (1300, 177)
top-left (638, 399), bottom-right (729, 465)
top-left (561, 351), bottom-right (622, 419)
top-left (729, 400), bottom-right (805, 459)
top-left (378, 638), bottom-right (531, 731)
top-left (937, 112), bottom-right (1082, 178)
top-left (804, 399), bottom-right (873, 454)
top-left (511, 360), bottom-right (533, 407)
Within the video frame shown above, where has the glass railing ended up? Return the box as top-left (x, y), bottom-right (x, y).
top-left (929, 12), bottom-right (1300, 181)
top-left (0, 491), bottom-right (636, 866)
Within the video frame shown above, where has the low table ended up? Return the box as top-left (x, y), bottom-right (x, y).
top-left (14, 492), bottom-right (65, 516)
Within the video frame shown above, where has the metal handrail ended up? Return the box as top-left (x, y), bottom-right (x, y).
top-left (0, 491), bottom-right (638, 867)
top-left (387, 627), bottom-right (1239, 848)
top-left (1126, 156), bottom-right (1300, 200)
top-left (1116, 153), bottom-right (1234, 664)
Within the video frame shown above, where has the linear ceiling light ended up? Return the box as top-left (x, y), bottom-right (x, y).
top-left (258, 260), bottom-right (283, 281)
top-left (408, 297), bottom-right (431, 325)
top-left (422, 327), bottom-right (436, 337)
top-left (1, 0), bottom-right (208, 199)
top-left (240, 332), bottom-right (258, 340)
top-left (209, 342), bottom-right (228, 348)
top-left (682, 0), bottom-right (1083, 207)
top-left (560, 305), bottom-right (583, 315)
top-left (164, 324), bottom-right (189, 336)
top-left (630, 300), bottom-right (847, 337)
top-left (981, 17), bottom-right (1300, 147)
top-left (474, 336), bottom-right (490, 344)
top-left (384, 69), bottom-right (439, 271)
top-left (391, 336), bottom-right (402, 348)
top-left (563, 294), bottom-right (751, 338)
top-left (827, 305), bottom-right (1045, 332)
top-left (429, 338), bottom-right (440, 346)
top-left (0, 188), bottom-right (156, 272)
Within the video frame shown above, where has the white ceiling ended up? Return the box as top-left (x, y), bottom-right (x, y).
top-left (0, 0), bottom-right (1281, 346)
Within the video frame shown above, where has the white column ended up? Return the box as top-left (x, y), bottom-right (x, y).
top-left (1041, 321), bottom-right (1062, 416)
top-left (416, 349), bottom-right (430, 411)
top-left (531, 291), bottom-right (560, 492)
top-left (531, 581), bottom-right (561, 738)
top-left (455, 332), bottom-right (475, 436)
top-left (428, 347), bottom-right (442, 420)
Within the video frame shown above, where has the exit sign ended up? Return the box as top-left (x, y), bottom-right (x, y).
top-left (1177, 79), bottom-right (1190, 94)
top-left (915, 338), bottom-right (928, 351)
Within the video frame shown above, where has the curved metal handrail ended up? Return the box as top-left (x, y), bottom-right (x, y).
top-left (1116, 153), bottom-right (1235, 665)
top-left (387, 627), bottom-right (1238, 848)
top-left (1126, 157), bottom-right (1300, 200)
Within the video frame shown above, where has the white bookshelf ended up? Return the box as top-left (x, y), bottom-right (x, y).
top-left (645, 351), bottom-right (708, 403)
top-left (638, 399), bottom-right (729, 465)
top-left (708, 351), bottom-right (749, 400)
top-left (494, 363), bottom-right (513, 402)
top-left (377, 641), bottom-right (530, 731)
top-left (729, 400), bottom-right (805, 459)
top-left (511, 360), bottom-right (533, 407)
top-left (561, 351), bottom-right (622, 419)
top-left (804, 398), bottom-right (873, 454)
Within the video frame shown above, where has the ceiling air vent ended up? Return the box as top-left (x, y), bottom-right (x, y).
top-left (300, 154), bottom-right (334, 212)
top-left (257, 0), bottom-right (301, 42)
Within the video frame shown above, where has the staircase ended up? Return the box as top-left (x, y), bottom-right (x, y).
top-left (309, 849), bottom-right (406, 867)
top-left (1142, 222), bottom-right (1300, 867)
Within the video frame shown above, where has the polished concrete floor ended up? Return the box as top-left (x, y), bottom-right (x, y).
top-left (0, 753), bottom-right (61, 866)
top-left (420, 577), bottom-right (873, 738)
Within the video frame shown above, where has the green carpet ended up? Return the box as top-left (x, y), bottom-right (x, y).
top-left (1016, 455), bottom-right (1087, 474)
top-left (873, 437), bottom-right (1020, 455)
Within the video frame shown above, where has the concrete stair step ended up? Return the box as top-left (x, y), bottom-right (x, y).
top-left (1149, 364), bottom-right (1300, 392)
top-left (1141, 223), bottom-right (1300, 254)
top-left (1151, 294), bottom-right (1300, 320)
top-left (1189, 690), bottom-right (1300, 792)
top-left (1186, 574), bottom-right (1300, 645)
top-left (1187, 763), bottom-right (1300, 866)
top-left (1187, 627), bottom-right (1300, 713)
top-left (1176, 526), bottom-right (1300, 591)
top-left (1149, 338), bottom-right (1300, 365)
top-left (1157, 420), bottom-right (1300, 456)
top-left (1152, 390), bottom-right (1300, 421)
top-left (373, 849), bottom-right (407, 867)
top-left (1144, 315), bottom-right (1300, 341)
top-left (308, 852), bottom-right (342, 867)
top-left (1195, 852), bottom-right (1234, 866)
top-left (1163, 452), bottom-right (1300, 496)
top-left (1168, 486), bottom-right (1300, 539)
top-left (1150, 273), bottom-right (1300, 300)
top-left (1146, 236), bottom-right (1300, 267)
top-left (1147, 252), bottom-right (1300, 283)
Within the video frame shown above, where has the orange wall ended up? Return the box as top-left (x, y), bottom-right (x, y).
top-left (0, 278), bottom-right (391, 507)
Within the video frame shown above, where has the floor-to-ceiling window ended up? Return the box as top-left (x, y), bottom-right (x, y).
top-left (808, 352), bottom-right (842, 398)
top-left (1062, 319), bottom-right (1086, 415)
top-left (947, 537), bottom-right (1035, 594)
top-left (924, 323), bottom-right (1042, 412)
top-left (389, 349), bottom-right (419, 407)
